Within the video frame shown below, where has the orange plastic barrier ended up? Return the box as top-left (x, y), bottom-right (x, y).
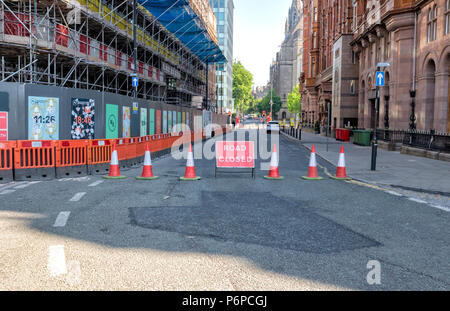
top-left (88, 139), bottom-right (112, 175)
top-left (114, 138), bottom-right (130, 162)
top-left (56, 140), bottom-right (89, 177)
top-left (14, 140), bottom-right (56, 180)
top-left (14, 140), bottom-right (56, 169)
top-left (88, 139), bottom-right (112, 165)
top-left (0, 141), bottom-right (16, 183)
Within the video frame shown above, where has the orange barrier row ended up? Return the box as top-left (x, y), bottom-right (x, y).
top-left (1, 127), bottom-right (226, 181)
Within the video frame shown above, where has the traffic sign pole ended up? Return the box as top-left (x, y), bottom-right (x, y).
top-left (371, 63), bottom-right (389, 171)
top-left (371, 67), bottom-right (381, 171)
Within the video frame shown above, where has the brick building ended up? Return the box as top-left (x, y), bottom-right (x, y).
top-left (300, 0), bottom-right (450, 133)
top-left (300, 0), bottom-right (359, 131)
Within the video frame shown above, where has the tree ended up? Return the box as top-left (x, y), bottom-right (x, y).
top-left (253, 89), bottom-right (282, 117)
top-left (287, 84), bottom-right (301, 117)
top-left (232, 61), bottom-right (254, 113)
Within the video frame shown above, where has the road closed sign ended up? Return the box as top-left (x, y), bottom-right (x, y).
top-left (216, 141), bottom-right (255, 168)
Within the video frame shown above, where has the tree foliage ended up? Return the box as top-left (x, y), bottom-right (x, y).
top-left (232, 61), bottom-right (254, 113)
top-left (248, 89), bottom-right (282, 117)
top-left (287, 84), bottom-right (301, 115)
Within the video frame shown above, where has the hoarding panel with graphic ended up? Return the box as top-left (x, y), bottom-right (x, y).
top-left (71, 98), bottom-right (95, 139)
top-left (140, 108), bottom-right (147, 136)
top-left (28, 96), bottom-right (59, 140)
top-left (163, 110), bottom-right (167, 134)
top-left (106, 104), bottom-right (118, 139)
top-left (172, 111), bottom-right (177, 132)
top-left (177, 112), bottom-right (182, 132)
top-left (149, 108), bottom-right (155, 135)
top-left (156, 110), bottom-right (161, 134)
top-left (168, 111), bottom-right (172, 133)
top-left (122, 106), bottom-right (131, 138)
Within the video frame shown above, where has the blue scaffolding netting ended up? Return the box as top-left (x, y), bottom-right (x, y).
top-left (138, 0), bottom-right (226, 64)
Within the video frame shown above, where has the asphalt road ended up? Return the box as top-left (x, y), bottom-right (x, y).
top-left (0, 128), bottom-right (449, 290)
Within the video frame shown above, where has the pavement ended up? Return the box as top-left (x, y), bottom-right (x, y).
top-left (0, 128), bottom-right (449, 290)
top-left (285, 130), bottom-right (450, 196)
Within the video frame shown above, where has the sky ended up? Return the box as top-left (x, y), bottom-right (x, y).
top-left (233, 0), bottom-right (294, 87)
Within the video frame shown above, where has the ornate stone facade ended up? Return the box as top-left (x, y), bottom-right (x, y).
top-left (351, 0), bottom-right (450, 132)
top-left (270, 0), bottom-right (303, 120)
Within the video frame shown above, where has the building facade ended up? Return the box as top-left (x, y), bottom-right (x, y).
top-left (210, 0), bottom-right (234, 113)
top-left (270, 0), bottom-right (303, 120)
top-left (300, 0), bottom-right (359, 131)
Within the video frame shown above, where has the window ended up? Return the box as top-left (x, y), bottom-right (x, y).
top-left (446, 0), bottom-right (450, 35)
top-left (312, 32), bottom-right (317, 49)
top-left (350, 80), bottom-right (356, 95)
top-left (352, 2), bottom-right (358, 31)
top-left (314, 7), bottom-right (318, 22)
top-left (427, 6), bottom-right (437, 42)
top-left (351, 50), bottom-right (356, 64)
top-left (385, 33), bottom-right (391, 58)
top-left (311, 57), bottom-right (316, 76)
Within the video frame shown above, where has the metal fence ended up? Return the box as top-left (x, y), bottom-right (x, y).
top-left (402, 130), bottom-right (450, 153)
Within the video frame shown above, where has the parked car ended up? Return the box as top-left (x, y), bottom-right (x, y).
top-left (267, 121), bottom-right (280, 134)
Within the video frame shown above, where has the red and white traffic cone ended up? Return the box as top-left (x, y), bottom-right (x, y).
top-left (302, 145), bottom-right (323, 180)
top-left (180, 144), bottom-right (201, 181)
top-left (331, 146), bottom-right (351, 180)
top-left (103, 144), bottom-right (126, 179)
top-left (136, 144), bottom-right (159, 180)
top-left (264, 144), bottom-right (284, 180)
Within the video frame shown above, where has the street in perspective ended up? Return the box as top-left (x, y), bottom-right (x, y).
top-left (0, 0), bottom-right (449, 294)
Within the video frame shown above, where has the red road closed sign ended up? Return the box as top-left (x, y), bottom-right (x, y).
top-left (216, 141), bottom-right (255, 168)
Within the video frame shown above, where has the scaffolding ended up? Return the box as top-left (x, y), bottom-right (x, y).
top-left (0, 0), bottom-right (217, 109)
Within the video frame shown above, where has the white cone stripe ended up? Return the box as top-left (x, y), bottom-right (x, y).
top-left (111, 150), bottom-right (119, 165)
top-left (270, 151), bottom-right (278, 167)
top-left (337, 153), bottom-right (346, 168)
top-left (186, 152), bottom-right (195, 167)
top-left (309, 152), bottom-right (317, 167)
top-left (144, 151), bottom-right (152, 166)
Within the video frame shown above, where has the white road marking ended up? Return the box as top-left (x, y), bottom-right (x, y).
top-left (408, 198), bottom-right (428, 204)
top-left (48, 245), bottom-right (67, 277)
top-left (53, 212), bottom-right (71, 227)
top-left (0, 181), bottom-right (27, 191)
top-left (386, 191), bottom-right (403, 197)
top-left (88, 180), bottom-right (103, 187)
top-left (430, 205), bottom-right (450, 213)
top-left (59, 178), bottom-right (73, 182)
top-left (14, 181), bottom-right (41, 189)
top-left (69, 192), bottom-right (86, 202)
top-left (0, 189), bottom-right (16, 195)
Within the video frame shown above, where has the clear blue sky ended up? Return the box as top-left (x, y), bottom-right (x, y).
top-left (233, 0), bottom-right (293, 87)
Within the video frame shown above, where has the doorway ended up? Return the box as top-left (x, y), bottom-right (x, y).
top-left (369, 99), bottom-right (377, 129)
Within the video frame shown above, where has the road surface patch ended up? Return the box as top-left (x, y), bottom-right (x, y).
top-left (129, 191), bottom-right (381, 254)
